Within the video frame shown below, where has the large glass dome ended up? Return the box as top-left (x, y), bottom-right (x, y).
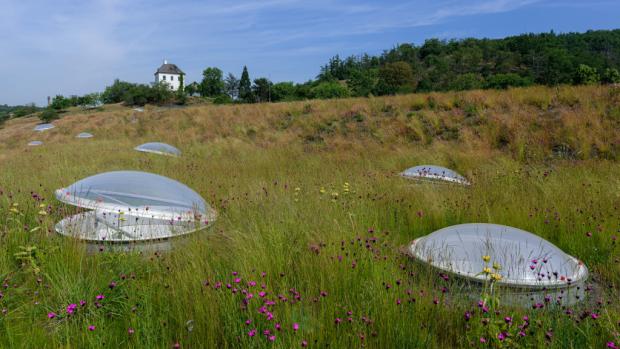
top-left (55, 171), bottom-right (216, 242)
top-left (76, 132), bottom-right (94, 138)
top-left (409, 223), bottom-right (588, 289)
top-left (401, 165), bottom-right (470, 185)
top-left (134, 142), bottom-right (181, 157)
top-left (34, 123), bottom-right (55, 132)
top-left (28, 141), bottom-right (43, 146)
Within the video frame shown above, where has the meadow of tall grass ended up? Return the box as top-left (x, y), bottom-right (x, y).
top-left (0, 85), bottom-right (618, 348)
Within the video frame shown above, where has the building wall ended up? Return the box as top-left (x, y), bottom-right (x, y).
top-left (155, 73), bottom-right (182, 91)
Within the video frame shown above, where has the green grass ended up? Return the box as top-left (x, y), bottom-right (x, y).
top-left (0, 86), bottom-right (619, 348)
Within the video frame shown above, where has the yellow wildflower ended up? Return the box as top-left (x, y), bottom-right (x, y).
top-left (493, 262), bottom-right (502, 271)
top-left (482, 267), bottom-right (491, 274)
top-left (482, 255), bottom-right (490, 262)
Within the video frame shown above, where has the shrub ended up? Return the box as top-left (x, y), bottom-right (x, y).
top-left (39, 108), bottom-right (59, 122)
top-left (213, 94), bottom-right (233, 104)
top-left (310, 81), bottom-right (350, 99)
top-left (574, 64), bottom-right (600, 85)
top-left (485, 74), bottom-right (532, 89)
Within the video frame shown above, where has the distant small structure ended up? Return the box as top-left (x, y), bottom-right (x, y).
top-left (154, 59), bottom-right (184, 91)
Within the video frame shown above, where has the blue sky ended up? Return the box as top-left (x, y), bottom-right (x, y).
top-left (0, 0), bottom-right (619, 106)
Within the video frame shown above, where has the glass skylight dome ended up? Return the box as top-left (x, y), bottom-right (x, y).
top-left (34, 123), bottom-right (55, 132)
top-left (401, 165), bottom-right (470, 185)
top-left (76, 132), bottom-right (94, 138)
top-left (134, 142), bottom-right (181, 157)
top-left (55, 171), bottom-right (216, 243)
top-left (409, 223), bottom-right (588, 289)
top-left (28, 141), bottom-right (43, 146)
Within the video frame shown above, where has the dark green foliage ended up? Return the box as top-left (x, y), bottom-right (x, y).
top-left (448, 73), bottom-right (484, 91)
top-left (602, 68), bottom-right (620, 84)
top-left (39, 108), bottom-right (59, 122)
top-left (213, 94), bottom-right (233, 104)
top-left (123, 83), bottom-right (174, 106)
top-left (375, 62), bottom-right (416, 95)
top-left (574, 64), bottom-right (600, 85)
top-left (185, 82), bottom-right (200, 96)
top-left (314, 29), bottom-right (620, 95)
top-left (178, 74), bottom-right (184, 93)
top-left (485, 74), bottom-right (532, 89)
top-left (271, 82), bottom-right (297, 102)
top-left (348, 68), bottom-right (377, 97)
top-left (252, 78), bottom-right (273, 102)
top-left (238, 66), bottom-right (253, 102)
top-left (310, 81), bottom-right (350, 99)
top-left (224, 73), bottom-right (239, 99)
top-left (102, 79), bottom-right (135, 104)
top-left (200, 67), bottom-right (224, 97)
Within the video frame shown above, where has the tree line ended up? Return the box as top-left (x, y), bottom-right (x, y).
top-left (3, 29), bottom-right (620, 123)
top-left (191, 29), bottom-right (620, 103)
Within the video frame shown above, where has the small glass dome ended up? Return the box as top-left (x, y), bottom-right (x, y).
top-left (401, 165), bottom-right (470, 185)
top-left (34, 123), bottom-right (55, 132)
top-left (409, 223), bottom-right (588, 289)
top-left (134, 142), bottom-right (181, 157)
top-left (76, 132), bottom-right (94, 138)
top-left (28, 141), bottom-right (43, 146)
top-left (55, 171), bottom-right (216, 242)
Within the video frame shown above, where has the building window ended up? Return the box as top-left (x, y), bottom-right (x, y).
top-left (170, 86), bottom-right (173, 90)
top-left (170, 76), bottom-right (174, 81)
top-left (163, 75), bottom-right (166, 81)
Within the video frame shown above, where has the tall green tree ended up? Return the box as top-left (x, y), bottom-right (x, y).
top-left (238, 66), bottom-right (253, 102)
top-left (224, 73), bottom-right (240, 99)
top-left (375, 61), bottom-right (416, 95)
top-left (200, 67), bottom-right (224, 97)
top-left (252, 78), bottom-right (272, 102)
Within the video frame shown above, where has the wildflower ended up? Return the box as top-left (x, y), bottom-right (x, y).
top-left (88, 325), bottom-right (96, 331)
top-left (109, 281), bottom-right (117, 289)
top-left (482, 267), bottom-right (491, 274)
top-left (38, 210), bottom-right (47, 216)
top-left (80, 300), bottom-right (86, 307)
top-left (66, 303), bottom-right (77, 315)
top-left (248, 329), bottom-right (257, 337)
top-left (504, 317), bottom-right (512, 324)
top-left (47, 312), bottom-right (56, 319)
top-left (335, 318), bottom-right (342, 325)
top-left (497, 332), bottom-right (506, 341)
top-left (607, 342), bottom-right (617, 349)
top-left (490, 273), bottom-right (502, 281)
top-left (275, 323), bottom-right (281, 331)
top-left (492, 262), bottom-right (502, 271)
top-left (518, 331), bottom-right (526, 337)
top-left (482, 255), bottom-right (490, 262)
top-left (245, 319), bottom-right (252, 325)
top-left (234, 278), bottom-right (241, 283)
top-left (96, 294), bottom-right (105, 300)
top-left (591, 313), bottom-right (599, 320)
top-left (268, 335), bottom-right (276, 342)
top-left (464, 312), bottom-right (471, 321)
top-left (301, 340), bottom-right (308, 347)
top-left (128, 328), bottom-right (135, 335)
top-left (480, 337), bottom-right (487, 343)
top-left (293, 323), bottom-right (299, 331)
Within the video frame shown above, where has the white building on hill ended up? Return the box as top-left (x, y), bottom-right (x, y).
top-left (154, 60), bottom-right (184, 91)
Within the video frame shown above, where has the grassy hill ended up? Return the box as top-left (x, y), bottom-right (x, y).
top-left (0, 85), bottom-right (619, 348)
